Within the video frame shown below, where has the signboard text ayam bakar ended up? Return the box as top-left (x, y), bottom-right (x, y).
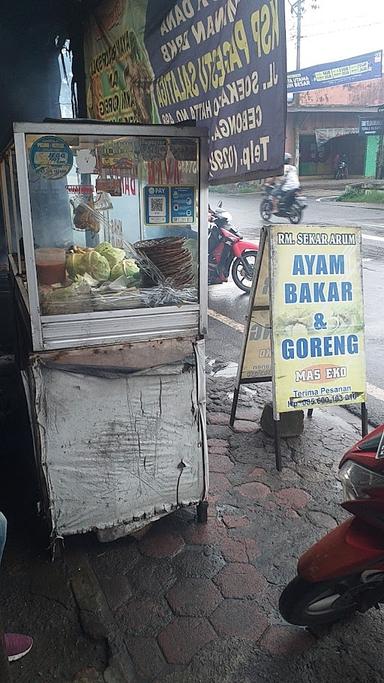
top-left (270, 226), bottom-right (366, 414)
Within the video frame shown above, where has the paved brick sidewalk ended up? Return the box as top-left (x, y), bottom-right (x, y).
top-left (5, 376), bottom-right (384, 682)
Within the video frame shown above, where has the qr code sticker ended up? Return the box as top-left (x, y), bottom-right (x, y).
top-left (149, 196), bottom-right (165, 216)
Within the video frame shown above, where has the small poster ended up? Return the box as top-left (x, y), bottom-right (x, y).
top-left (95, 178), bottom-right (122, 196)
top-left (29, 136), bottom-right (73, 180)
top-left (144, 186), bottom-right (169, 224)
top-left (171, 186), bottom-right (195, 224)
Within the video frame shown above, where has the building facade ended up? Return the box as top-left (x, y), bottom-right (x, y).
top-left (286, 77), bottom-right (384, 177)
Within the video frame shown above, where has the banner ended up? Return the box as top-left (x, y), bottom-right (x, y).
top-left (359, 115), bottom-right (384, 136)
top-left (270, 225), bottom-right (366, 414)
top-left (84, 0), bottom-right (287, 183)
top-left (241, 233), bottom-right (271, 380)
top-left (287, 51), bottom-right (382, 93)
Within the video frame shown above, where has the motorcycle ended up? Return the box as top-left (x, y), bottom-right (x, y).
top-left (259, 183), bottom-right (307, 224)
top-left (279, 424), bottom-right (384, 626)
top-left (208, 202), bottom-right (258, 293)
top-left (335, 159), bottom-right (348, 180)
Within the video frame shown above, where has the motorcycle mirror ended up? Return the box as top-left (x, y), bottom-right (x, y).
top-left (218, 201), bottom-right (223, 208)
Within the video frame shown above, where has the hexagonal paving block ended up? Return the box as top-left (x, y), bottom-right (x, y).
top-left (210, 599), bottom-right (268, 640)
top-left (173, 545), bottom-right (226, 580)
top-left (214, 563), bottom-right (267, 598)
top-left (275, 487), bottom-right (310, 510)
top-left (166, 578), bottom-right (223, 616)
top-left (116, 597), bottom-right (173, 637)
top-left (209, 472), bottom-right (231, 496)
top-left (183, 518), bottom-right (226, 546)
top-left (222, 514), bottom-right (250, 529)
top-left (126, 636), bottom-right (166, 679)
top-left (235, 482), bottom-right (271, 501)
top-left (209, 454), bottom-right (234, 474)
top-left (218, 536), bottom-right (248, 563)
top-left (139, 526), bottom-right (185, 559)
top-left (259, 625), bottom-right (316, 656)
top-left (158, 616), bottom-right (217, 664)
top-left (130, 558), bottom-right (177, 596)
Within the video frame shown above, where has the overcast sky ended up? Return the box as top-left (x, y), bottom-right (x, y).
top-left (285, 0), bottom-right (384, 71)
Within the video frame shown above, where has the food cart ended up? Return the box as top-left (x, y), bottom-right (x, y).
top-left (0, 121), bottom-right (209, 546)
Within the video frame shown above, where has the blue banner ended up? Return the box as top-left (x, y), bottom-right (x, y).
top-left (287, 51), bottom-right (382, 93)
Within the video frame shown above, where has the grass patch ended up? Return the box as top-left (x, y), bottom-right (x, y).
top-left (210, 181), bottom-right (262, 194)
top-left (337, 189), bottom-right (384, 204)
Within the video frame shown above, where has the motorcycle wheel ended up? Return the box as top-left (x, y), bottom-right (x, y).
top-left (231, 250), bottom-right (258, 293)
top-left (260, 199), bottom-right (272, 221)
top-left (288, 205), bottom-right (302, 224)
top-left (279, 576), bottom-right (362, 626)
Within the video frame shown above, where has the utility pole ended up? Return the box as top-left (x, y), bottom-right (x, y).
top-left (291, 0), bottom-right (303, 169)
top-left (290, 1), bottom-right (319, 169)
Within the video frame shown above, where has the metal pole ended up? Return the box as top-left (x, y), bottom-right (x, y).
top-left (230, 387), bottom-right (240, 427)
top-left (274, 419), bottom-right (282, 471)
top-left (361, 402), bottom-right (368, 437)
top-left (296, 0), bottom-right (302, 71)
top-left (293, 0), bottom-right (302, 168)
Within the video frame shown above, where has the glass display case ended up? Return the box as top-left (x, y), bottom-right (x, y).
top-left (2, 122), bottom-right (208, 351)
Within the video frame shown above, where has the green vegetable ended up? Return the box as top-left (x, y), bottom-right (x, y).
top-left (66, 252), bottom-right (86, 280)
top-left (82, 251), bottom-right (110, 282)
top-left (95, 242), bottom-right (126, 268)
top-left (40, 276), bottom-right (92, 314)
top-left (110, 258), bottom-right (140, 281)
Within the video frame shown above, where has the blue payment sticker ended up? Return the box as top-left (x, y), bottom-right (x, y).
top-left (144, 186), bottom-right (169, 224)
top-left (171, 186), bottom-right (195, 224)
top-left (29, 136), bottom-right (73, 180)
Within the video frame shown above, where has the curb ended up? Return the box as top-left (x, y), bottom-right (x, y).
top-left (316, 196), bottom-right (384, 210)
top-left (70, 558), bottom-right (137, 683)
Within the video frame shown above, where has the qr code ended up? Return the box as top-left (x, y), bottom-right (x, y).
top-left (149, 196), bottom-right (165, 215)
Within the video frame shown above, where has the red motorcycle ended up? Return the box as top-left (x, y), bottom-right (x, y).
top-left (208, 203), bottom-right (258, 293)
top-left (280, 425), bottom-right (384, 626)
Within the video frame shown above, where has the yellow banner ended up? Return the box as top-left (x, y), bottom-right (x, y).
top-left (270, 225), bottom-right (366, 413)
top-left (242, 237), bottom-right (271, 379)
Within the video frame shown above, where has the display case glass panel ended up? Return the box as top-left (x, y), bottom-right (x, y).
top-left (24, 133), bottom-right (200, 316)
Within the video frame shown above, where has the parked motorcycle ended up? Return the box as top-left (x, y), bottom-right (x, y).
top-left (208, 202), bottom-right (258, 293)
top-left (259, 183), bottom-right (307, 224)
top-left (279, 425), bottom-right (384, 626)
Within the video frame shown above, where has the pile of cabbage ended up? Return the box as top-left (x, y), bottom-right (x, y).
top-left (65, 242), bottom-right (140, 287)
top-left (40, 242), bottom-right (141, 314)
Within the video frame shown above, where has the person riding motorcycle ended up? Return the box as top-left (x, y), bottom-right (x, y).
top-left (271, 153), bottom-right (300, 214)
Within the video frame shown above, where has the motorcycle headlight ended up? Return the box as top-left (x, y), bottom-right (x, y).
top-left (339, 461), bottom-right (384, 501)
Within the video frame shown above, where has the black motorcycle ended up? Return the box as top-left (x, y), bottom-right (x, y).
top-left (259, 184), bottom-right (307, 224)
top-left (335, 159), bottom-right (348, 180)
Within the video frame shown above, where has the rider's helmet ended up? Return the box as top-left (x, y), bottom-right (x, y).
top-left (284, 153), bottom-right (292, 163)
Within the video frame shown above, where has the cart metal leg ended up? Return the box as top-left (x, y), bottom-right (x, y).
top-left (361, 402), bottom-right (368, 437)
top-left (274, 419), bottom-right (282, 472)
top-left (197, 500), bottom-right (208, 523)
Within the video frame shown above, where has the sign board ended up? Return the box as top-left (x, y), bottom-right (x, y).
top-left (83, 0), bottom-right (287, 184)
top-left (240, 231), bottom-right (271, 380)
top-left (170, 186), bottom-right (195, 224)
top-left (29, 136), bottom-right (73, 180)
top-left (359, 115), bottom-right (384, 136)
top-left (270, 225), bottom-right (366, 415)
top-left (232, 225), bottom-right (367, 468)
top-left (144, 185), bottom-right (169, 224)
top-left (287, 51), bottom-right (382, 93)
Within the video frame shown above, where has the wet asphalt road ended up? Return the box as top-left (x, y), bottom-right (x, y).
top-left (206, 191), bottom-right (384, 427)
